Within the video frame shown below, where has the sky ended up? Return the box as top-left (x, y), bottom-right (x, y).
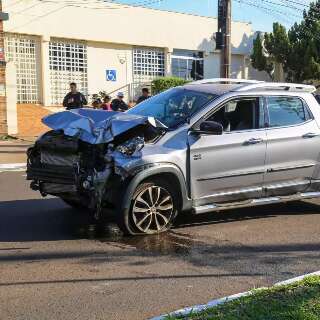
top-left (115, 0), bottom-right (311, 32)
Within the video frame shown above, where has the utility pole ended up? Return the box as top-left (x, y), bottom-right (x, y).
top-left (218, 0), bottom-right (231, 78)
top-left (0, 0), bottom-right (8, 135)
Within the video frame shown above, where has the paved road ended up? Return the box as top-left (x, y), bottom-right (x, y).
top-left (1, 171), bottom-right (320, 320)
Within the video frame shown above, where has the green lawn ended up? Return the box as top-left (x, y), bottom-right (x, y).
top-left (167, 276), bottom-right (320, 320)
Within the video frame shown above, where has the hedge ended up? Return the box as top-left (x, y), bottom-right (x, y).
top-left (151, 77), bottom-right (190, 94)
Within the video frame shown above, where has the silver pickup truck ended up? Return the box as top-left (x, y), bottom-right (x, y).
top-left (27, 79), bottom-right (320, 235)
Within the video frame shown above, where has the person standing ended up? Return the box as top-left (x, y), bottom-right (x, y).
top-left (101, 95), bottom-right (112, 111)
top-left (111, 92), bottom-right (128, 112)
top-left (136, 87), bottom-right (151, 105)
top-left (63, 82), bottom-right (87, 110)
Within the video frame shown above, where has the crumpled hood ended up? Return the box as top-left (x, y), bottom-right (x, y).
top-left (42, 108), bottom-right (166, 144)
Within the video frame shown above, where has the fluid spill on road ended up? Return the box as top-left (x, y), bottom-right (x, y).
top-left (73, 219), bottom-right (198, 256)
top-left (108, 232), bottom-right (197, 255)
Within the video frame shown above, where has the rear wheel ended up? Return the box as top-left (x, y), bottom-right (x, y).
top-left (119, 179), bottom-right (178, 235)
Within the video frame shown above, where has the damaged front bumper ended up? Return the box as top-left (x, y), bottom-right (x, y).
top-left (27, 109), bottom-right (166, 218)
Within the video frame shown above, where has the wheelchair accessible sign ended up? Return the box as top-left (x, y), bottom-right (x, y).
top-left (106, 69), bottom-right (117, 82)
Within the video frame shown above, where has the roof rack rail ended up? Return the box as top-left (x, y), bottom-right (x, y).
top-left (235, 82), bottom-right (316, 93)
top-left (190, 78), bottom-right (263, 85)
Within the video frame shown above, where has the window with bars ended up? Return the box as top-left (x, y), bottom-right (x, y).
top-left (49, 41), bottom-right (88, 105)
top-left (133, 48), bottom-right (165, 82)
top-left (5, 34), bottom-right (40, 104)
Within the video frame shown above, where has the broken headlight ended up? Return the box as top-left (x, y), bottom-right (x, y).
top-left (115, 136), bottom-right (144, 156)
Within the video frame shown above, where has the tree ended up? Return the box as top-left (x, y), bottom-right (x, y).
top-left (251, 1), bottom-right (320, 82)
top-left (251, 33), bottom-right (274, 80)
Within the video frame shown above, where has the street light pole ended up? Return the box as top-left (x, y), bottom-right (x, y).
top-left (0, 0), bottom-right (8, 135)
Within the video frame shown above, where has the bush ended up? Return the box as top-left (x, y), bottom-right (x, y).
top-left (151, 77), bottom-right (190, 94)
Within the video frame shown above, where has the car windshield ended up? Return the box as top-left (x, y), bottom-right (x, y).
top-left (127, 87), bottom-right (216, 128)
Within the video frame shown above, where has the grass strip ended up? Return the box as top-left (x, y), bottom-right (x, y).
top-left (167, 275), bottom-right (320, 320)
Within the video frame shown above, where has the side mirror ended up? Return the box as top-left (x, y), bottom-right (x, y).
top-left (198, 121), bottom-right (223, 135)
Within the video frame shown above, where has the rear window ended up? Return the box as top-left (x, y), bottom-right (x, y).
top-left (266, 97), bottom-right (311, 127)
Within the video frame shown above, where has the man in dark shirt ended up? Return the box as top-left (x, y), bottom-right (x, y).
top-left (136, 87), bottom-right (151, 105)
top-left (111, 92), bottom-right (128, 112)
top-left (63, 82), bottom-right (87, 110)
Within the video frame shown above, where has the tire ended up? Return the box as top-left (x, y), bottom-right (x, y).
top-left (118, 178), bottom-right (179, 235)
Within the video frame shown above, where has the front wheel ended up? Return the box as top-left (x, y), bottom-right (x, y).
top-left (118, 179), bottom-right (178, 235)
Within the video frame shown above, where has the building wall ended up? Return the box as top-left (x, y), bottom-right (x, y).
top-left (3, 0), bottom-right (269, 110)
top-left (3, 0), bottom-right (253, 55)
top-left (231, 54), bottom-right (246, 79)
top-left (203, 53), bottom-right (220, 79)
top-left (87, 42), bottom-right (133, 98)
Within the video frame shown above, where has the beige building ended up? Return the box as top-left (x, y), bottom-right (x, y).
top-left (2, 0), bottom-right (267, 135)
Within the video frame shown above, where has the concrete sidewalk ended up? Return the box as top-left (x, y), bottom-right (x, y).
top-left (0, 140), bottom-right (32, 164)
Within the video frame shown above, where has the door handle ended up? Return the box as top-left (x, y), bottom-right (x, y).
top-left (244, 138), bottom-right (263, 145)
top-left (302, 132), bottom-right (320, 138)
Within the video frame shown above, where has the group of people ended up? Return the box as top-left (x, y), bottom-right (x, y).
top-left (63, 82), bottom-right (151, 111)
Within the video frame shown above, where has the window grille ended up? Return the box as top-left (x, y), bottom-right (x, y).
top-left (5, 33), bottom-right (40, 104)
top-left (49, 40), bottom-right (88, 105)
top-left (133, 48), bottom-right (165, 82)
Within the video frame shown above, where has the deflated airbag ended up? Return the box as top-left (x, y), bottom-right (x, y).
top-left (42, 108), bottom-right (166, 144)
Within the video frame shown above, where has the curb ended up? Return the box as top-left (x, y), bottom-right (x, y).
top-left (150, 270), bottom-right (320, 320)
top-left (0, 163), bottom-right (26, 172)
top-left (275, 270), bottom-right (320, 286)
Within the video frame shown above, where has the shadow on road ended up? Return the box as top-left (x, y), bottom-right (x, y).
top-left (0, 198), bottom-right (83, 242)
top-left (1, 198), bottom-right (320, 286)
top-left (0, 197), bottom-right (319, 243)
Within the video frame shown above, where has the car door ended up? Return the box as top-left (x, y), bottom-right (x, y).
top-left (189, 96), bottom-right (267, 206)
top-left (264, 95), bottom-right (320, 196)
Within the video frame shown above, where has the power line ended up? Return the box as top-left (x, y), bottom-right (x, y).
top-left (36, 0), bottom-right (166, 10)
top-left (7, 0), bottom-right (167, 32)
top-left (259, 0), bottom-right (305, 12)
top-left (235, 0), bottom-right (298, 23)
top-left (12, 2), bottom-right (45, 15)
top-left (279, 0), bottom-right (309, 8)
top-left (4, 0), bottom-right (25, 9)
top-left (7, 5), bottom-right (69, 32)
top-left (237, 0), bottom-right (320, 43)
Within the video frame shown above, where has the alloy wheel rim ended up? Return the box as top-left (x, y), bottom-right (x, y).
top-left (132, 186), bottom-right (174, 233)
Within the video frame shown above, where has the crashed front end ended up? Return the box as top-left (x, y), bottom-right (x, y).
top-left (26, 109), bottom-right (165, 218)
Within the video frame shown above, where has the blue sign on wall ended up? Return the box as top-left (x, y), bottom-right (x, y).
top-left (106, 70), bottom-right (117, 82)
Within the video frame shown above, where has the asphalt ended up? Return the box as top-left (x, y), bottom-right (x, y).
top-left (0, 171), bottom-right (320, 320)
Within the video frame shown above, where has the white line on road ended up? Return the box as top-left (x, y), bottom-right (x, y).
top-left (0, 163), bottom-right (26, 172)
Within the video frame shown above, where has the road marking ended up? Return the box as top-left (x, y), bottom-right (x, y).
top-left (0, 163), bottom-right (26, 172)
top-left (150, 270), bottom-right (320, 320)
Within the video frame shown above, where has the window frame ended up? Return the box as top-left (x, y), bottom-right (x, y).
top-left (133, 47), bottom-right (165, 80)
top-left (264, 95), bottom-right (314, 130)
top-left (48, 40), bottom-right (88, 105)
top-left (193, 95), bottom-right (267, 134)
top-left (171, 49), bottom-right (204, 81)
top-left (5, 33), bottom-right (41, 104)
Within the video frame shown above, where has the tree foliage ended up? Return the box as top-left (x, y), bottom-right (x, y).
top-left (151, 77), bottom-right (189, 94)
top-left (251, 0), bottom-right (320, 82)
top-left (251, 34), bottom-right (274, 80)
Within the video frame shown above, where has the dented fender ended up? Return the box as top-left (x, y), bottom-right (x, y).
top-left (121, 163), bottom-right (192, 212)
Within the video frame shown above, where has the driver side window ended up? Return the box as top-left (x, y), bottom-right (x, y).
top-left (207, 97), bottom-right (264, 132)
